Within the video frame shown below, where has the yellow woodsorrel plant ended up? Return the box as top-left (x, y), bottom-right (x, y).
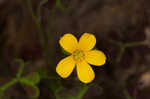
top-left (56, 33), bottom-right (106, 83)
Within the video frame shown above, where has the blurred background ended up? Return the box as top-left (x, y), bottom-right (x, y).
top-left (0, 0), bottom-right (150, 99)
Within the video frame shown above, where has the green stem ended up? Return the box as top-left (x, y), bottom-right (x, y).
top-left (56, 0), bottom-right (72, 12)
top-left (123, 90), bottom-right (132, 99)
top-left (32, 86), bottom-right (40, 98)
top-left (27, 0), bottom-right (51, 67)
top-left (16, 59), bottom-right (25, 78)
top-left (77, 84), bottom-right (89, 99)
top-left (0, 79), bottom-right (17, 92)
top-left (109, 39), bottom-right (122, 46)
top-left (37, 0), bottom-right (48, 20)
top-left (48, 8), bottom-right (56, 37)
top-left (125, 41), bottom-right (145, 47)
top-left (116, 46), bottom-right (126, 63)
top-left (111, 40), bottom-right (146, 63)
top-left (56, 0), bottom-right (66, 10)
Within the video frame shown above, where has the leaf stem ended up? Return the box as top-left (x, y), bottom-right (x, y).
top-left (77, 84), bottom-right (89, 99)
top-left (26, 0), bottom-right (51, 67)
top-left (16, 59), bottom-right (25, 79)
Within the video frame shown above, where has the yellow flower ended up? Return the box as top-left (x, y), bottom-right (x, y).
top-left (56, 33), bottom-right (106, 83)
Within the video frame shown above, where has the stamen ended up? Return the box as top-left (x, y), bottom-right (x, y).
top-left (73, 50), bottom-right (84, 61)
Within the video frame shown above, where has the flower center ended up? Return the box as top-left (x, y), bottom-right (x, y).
top-left (73, 50), bottom-right (84, 61)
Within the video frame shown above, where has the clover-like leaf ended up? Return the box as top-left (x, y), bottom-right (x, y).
top-left (31, 85), bottom-right (40, 98)
top-left (19, 72), bottom-right (40, 85)
top-left (19, 72), bottom-right (40, 98)
top-left (49, 80), bottom-right (63, 94)
top-left (21, 83), bottom-right (40, 99)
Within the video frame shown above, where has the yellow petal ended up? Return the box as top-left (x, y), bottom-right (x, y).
top-left (76, 61), bottom-right (95, 83)
top-left (85, 50), bottom-right (106, 66)
top-left (59, 33), bottom-right (78, 53)
top-left (79, 33), bottom-right (96, 51)
top-left (56, 56), bottom-right (75, 78)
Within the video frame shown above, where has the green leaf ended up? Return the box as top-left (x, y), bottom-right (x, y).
top-left (37, 68), bottom-right (49, 79)
top-left (31, 85), bottom-right (40, 98)
top-left (0, 79), bottom-right (17, 99)
top-left (22, 84), bottom-right (40, 99)
top-left (19, 72), bottom-right (40, 85)
top-left (67, 96), bottom-right (76, 99)
top-left (19, 73), bottom-right (40, 98)
top-left (49, 80), bottom-right (63, 94)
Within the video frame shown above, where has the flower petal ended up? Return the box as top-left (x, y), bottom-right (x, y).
top-left (79, 33), bottom-right (96, 51)
top-left (85, 50), bottom-right (106, 66)
top-left (59, 33), bottom-right (78, 53)
top-left (56, 56), bottom-right (75, 78)
top-left (76, 61), bottom-right (95, 83)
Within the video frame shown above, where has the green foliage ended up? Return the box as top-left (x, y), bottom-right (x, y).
top-left (19, 72), bottom-right (40, 98)
top-left (0, 0), bottom-right (144, 98)
top-left (19, 72), bottom-right (40, 85)
top-left (50, 79), bottom-right (63, 94)
top-left (55, 0), bottom-right (72, 12)
top-left (37, 68), bottom-right (49, 79)
top-left (0, 59), bottom-right (41, 99)
top-left (15, 59), bottom-right (26, 78)
top-left (1, 0), bottom-right (93, 99)
top-left (0, 79), bottom-right (17, 98)
top-left (110, 39), bottom-right (146, 63)
top-left (53, 84), bottom-right (89, 99)
top-left (76, 85), bottom-right (89, 99)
